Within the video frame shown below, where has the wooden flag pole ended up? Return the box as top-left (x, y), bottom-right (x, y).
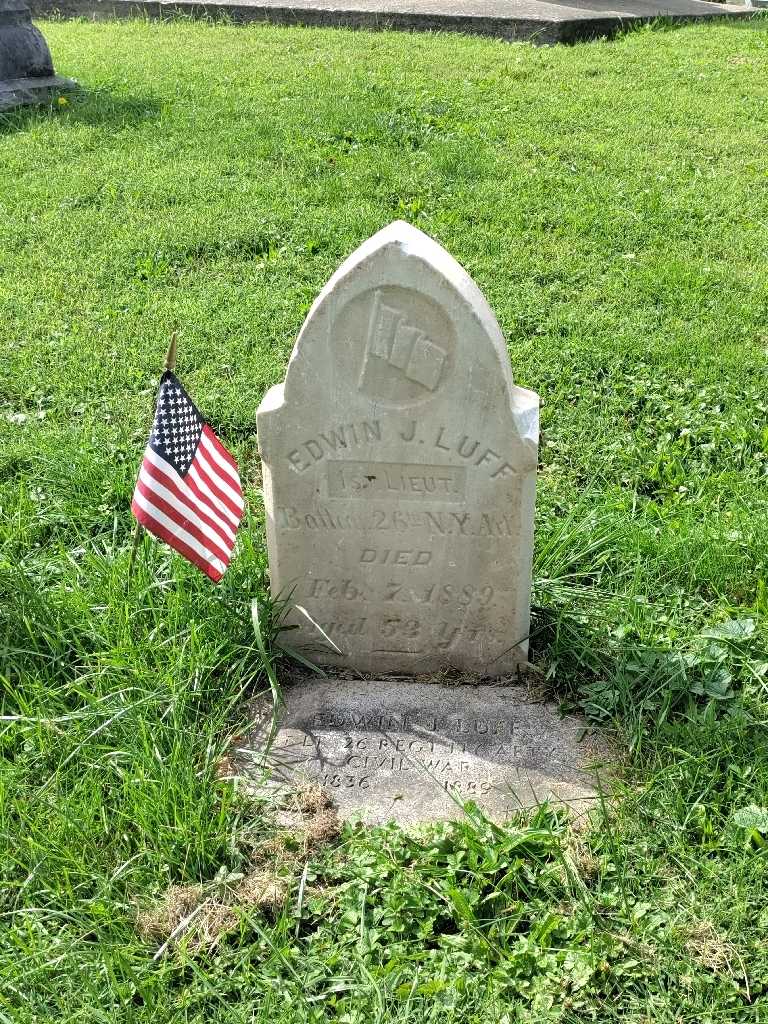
top-left (164, 331), bottom-right (178, 376)
top-left (127, 332), bottom-right (178, 584)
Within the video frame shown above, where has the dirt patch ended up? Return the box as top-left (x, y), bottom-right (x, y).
top-left (303, 808), bottom-right (341, 846)
top-left (237, 870), bottom-right (290, 912)
top-left (279, 663), bottom-right (537, 689)
top-left (563, 833), bottom-right (601, 884)
top-left (136, 783), bottom-right (340, 955)
top-left (685, 919), bottom-right (742, 976)
top-left (135, 884), bottom-right (203, 942)
top-left (295, 782), bottom-right (333, 815)
top-left (135, 867), bottom-right (291, 954)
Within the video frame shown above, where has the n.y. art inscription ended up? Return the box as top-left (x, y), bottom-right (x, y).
top-left (257, 221), bottom-right (539, 674)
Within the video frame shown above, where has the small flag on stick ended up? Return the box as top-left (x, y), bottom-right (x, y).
top-left (131, 369), bottom-right (244, 582)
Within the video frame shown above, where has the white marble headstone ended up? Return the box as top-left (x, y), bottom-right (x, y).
top-left (257, 222), bottom-right (539, 674)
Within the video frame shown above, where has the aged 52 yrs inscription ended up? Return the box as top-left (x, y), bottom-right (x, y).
top-left (257, 221), bottom-right (539, 674)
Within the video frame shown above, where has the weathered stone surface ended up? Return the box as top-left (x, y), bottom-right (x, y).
top-left (0, 73), bottom-right (73, 110)
top-left (238, 678), bottom-right (614, 826)
top-left (257, 221), bottom-right (538, 675)
top-left (0, 0), bottom-right (74, 112)
top-left (0, 0), bottom-right (53, 80)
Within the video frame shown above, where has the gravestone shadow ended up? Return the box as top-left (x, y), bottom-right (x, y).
top-left (0, 87), bottom-right (161, 134)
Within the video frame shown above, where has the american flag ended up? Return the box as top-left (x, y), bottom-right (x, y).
top-left (131, 371), bottom-right (244, 582)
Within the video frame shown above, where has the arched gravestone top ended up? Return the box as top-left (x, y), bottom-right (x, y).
top-left (257, 221), bottom-right (539, 675)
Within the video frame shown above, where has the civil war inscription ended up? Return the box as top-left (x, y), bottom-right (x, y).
top-left (256, 222), bottom-right (539, 674)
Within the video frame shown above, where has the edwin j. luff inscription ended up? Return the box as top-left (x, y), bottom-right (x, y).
top-left (257, 221), bottom-right (539, 674)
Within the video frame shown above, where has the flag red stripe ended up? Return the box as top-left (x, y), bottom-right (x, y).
top-left (132, 499), bottom-right (225, 582)
top-left (196, 442), bottom-right (244, 509)
top-left (202, 424), bottom-right (239, 475)
top-left (145, 448), bottom-right (238, 537)
top-left (193, 452), bottom-right (243, 522)
top-left (135, 477), bottom-right (231, 566)
top-left (140, 458), bottom-right (235, 547)
top-left (132, 488), bottom-right (229, 573)
top-left (200, 439), bottom-right (242, 493)
top-left (186, 461), bottom-right (241, 528)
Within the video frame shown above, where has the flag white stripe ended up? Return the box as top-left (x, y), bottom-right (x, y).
top-left (138, 467), bottom-right (234, 553)
top-left (200, 431), bottom-right (241, 488)
top-left (197, 444), bottom-right (245, 510)
top-left (187, 460), bottom-right (241, 529)
top-left (132, 490), bottom-right (227, 575)
top-left (140, 461), bottom-right (236, 545)
top-left (144, 448), bottom-right (238, 537)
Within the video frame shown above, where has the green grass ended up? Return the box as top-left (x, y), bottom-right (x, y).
top-left (2, 15), bottom-right (768, 1022)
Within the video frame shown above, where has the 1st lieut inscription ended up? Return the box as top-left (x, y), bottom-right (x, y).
top-left (327, 460), bottom-right (466, 501)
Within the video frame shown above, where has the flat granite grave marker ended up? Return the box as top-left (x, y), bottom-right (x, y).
top-left (257, 221), bottom-right (539, 675)
top-left (239, 678), bottom-right (613, 826)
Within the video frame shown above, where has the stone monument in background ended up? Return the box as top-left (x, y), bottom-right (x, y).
top-left (0, 0), bottom-right (74, 112)
top-left (257, 221), bottom-right (539, 676)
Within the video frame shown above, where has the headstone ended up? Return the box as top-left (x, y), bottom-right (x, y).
top-left (238, 677), bottom-right (613, 826)
top-left (257, 222), bottom-right (538, 675)
top-left (0, 0), bottom-right (75, 113)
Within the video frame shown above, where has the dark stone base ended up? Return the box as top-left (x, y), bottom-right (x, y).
top-left (0, 74), bottom-right (75, 112)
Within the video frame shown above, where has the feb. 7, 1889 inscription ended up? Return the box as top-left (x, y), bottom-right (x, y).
top-left (256, 222), bottom-right (539, 674)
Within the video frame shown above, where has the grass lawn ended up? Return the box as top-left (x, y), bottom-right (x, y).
top-left (2, 14), bottom-right (768, 1022)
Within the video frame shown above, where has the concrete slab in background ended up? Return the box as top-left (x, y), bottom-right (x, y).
top-left (28, 0), bottom-right (755, 44)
